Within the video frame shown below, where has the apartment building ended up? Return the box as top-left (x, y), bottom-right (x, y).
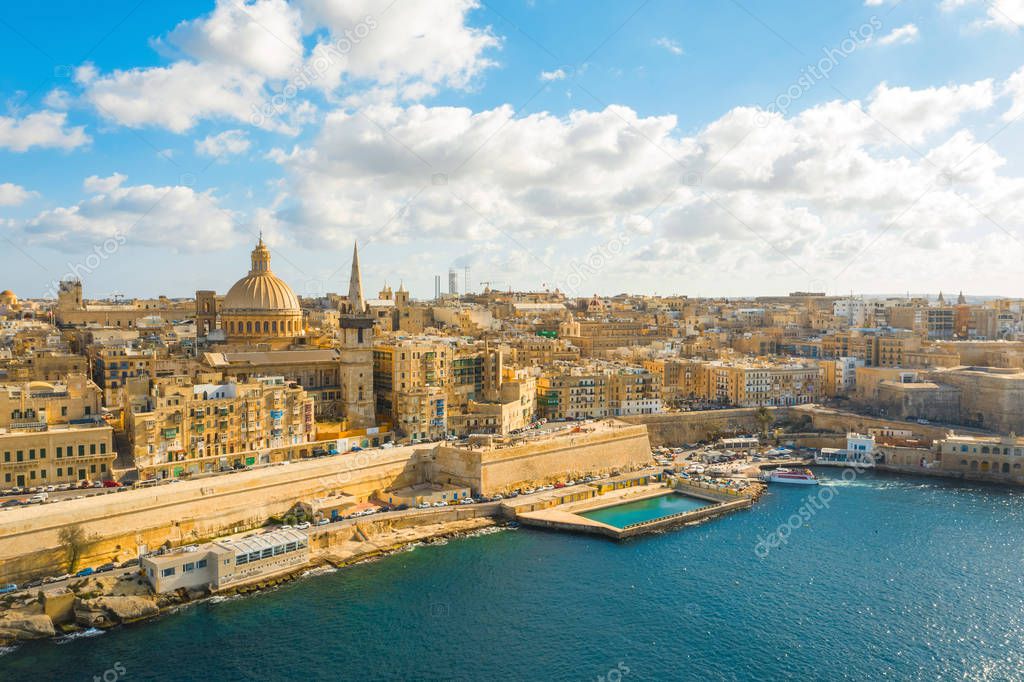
top-left (126, 375), bottom-right (314, 479)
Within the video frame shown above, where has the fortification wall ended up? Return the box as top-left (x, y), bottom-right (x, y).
top-left (0, 445), bottom-right (424, 584)
top-left (478, 423), bottom-right (652, 494)
top-left (622, 408), bottom-right (790, 446)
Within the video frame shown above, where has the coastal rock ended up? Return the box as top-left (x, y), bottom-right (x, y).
top-left (94, 596), bottom-right (160, 623)
top-left (0, 613), bottom-right (56, 645)
top-left (75, 596), bottom-right (159, 626)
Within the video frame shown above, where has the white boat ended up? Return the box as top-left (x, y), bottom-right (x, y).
top-left (760, 468), bottom-right (819, 485)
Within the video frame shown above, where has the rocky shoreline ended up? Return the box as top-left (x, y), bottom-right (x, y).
top-left (0, 517), bottom-right (502, 650)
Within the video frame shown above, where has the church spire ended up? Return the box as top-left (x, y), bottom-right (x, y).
top-left (347, 241), bottom-right (365, 314)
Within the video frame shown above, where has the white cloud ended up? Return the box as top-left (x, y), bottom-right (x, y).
top-left (83, 173), bottom-right (127, 193)
top-left (865, 79), bottom-right (994, 144)
top-left (0, 110), bottom-right (90, 152)
top-left (23, 174), bottom-right (240, 251)
top-left (160, 0), bottom-right (304, 79)
top-left (653, 37), bottom-right (683, 55)
top-left (942, 0), bottom-right (1024, 31)
top-left (1002, 64), bottom-right (1024, 121)
top-left (43, 89), bottom-right (72, 110)
top-left (299, 0), bottom-right (498, 95)
top-left (79, 0), bottom-right (499, 132)
top-left (195, 129), bottom-right (252, 157)
top-left (540, 69), bottom-right (567, 81)
top-left (83, 61), bottom-right (268, 134)
top-left (0, 183), bottom-right (37, 206)
top-left (876, 23), bottom-right (920, 46)
top-left (258, 66), bottom-right (1024, 295)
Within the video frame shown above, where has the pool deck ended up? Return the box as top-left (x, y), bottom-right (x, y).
top-left (516, 482), bottom-right (753, 539)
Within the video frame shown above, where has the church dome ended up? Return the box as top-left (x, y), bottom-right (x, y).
top-left (219, 238), bottom-right (304, 345)
top-left (222, 239), bottom-right (300, 314)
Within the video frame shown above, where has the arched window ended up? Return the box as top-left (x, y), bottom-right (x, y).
top-left (263, 321), bottom-right (269, 333)
top-left (246, 322), bottom-right (253, 334)
top-left (272, 321), bottom-right (277, 333)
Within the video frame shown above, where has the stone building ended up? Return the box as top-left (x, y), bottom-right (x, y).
top-left (0, 374), bottom-right (114, 488)
top-left (125, 375), bottom-right (314, 479)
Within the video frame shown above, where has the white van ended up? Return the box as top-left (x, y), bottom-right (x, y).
top-left (28, 492), bottom-right (48, 504)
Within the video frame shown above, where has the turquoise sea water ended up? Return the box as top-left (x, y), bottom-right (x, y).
top-left (2, 468), bottom-right (1024, 681)
top-left (579, 492), bottom-right (708, 527)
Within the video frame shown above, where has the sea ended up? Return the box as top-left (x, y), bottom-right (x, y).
top-left (2, 468), bottom-right (1022, 681)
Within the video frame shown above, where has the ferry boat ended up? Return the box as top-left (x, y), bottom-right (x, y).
top-left (760, 468), bottom-right (819, 485)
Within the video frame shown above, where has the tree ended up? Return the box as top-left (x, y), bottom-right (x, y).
top-left (755, 406), bottom-right (773, 439)
top-left (58, 523), bottom-right (89, 573)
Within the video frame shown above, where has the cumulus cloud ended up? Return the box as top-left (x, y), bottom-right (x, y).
top-left (78, 0), bottom-right (498, 133)
top-left (195, 129), bottom-right (252, 157)
top-left (23, 174), bottom-right (240, 251)
top-left (257, 65), bottom-right (1024, 294)
top-left (876, 23), bottom-right (919, 46)
top-left (0, 183), bottom-right (37, 206)
top-left (0, 110), bottom-right (90, 152)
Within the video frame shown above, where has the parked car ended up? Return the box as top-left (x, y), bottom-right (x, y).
top-left (432, 501), bottom-right (448, 507)
top-left (0, 583), bottom-right (17, 594)
top-left (27, 492), bottom-right (48, 504)
top-left (103, 480), bottom-right (122, 488)
top-left (316, 519), bottom-right (329, 526)
top-left (118, 558), bottom-right (140, 569)
top-left (459, 498), bottom-right (474, 505)
top-left (417, 502), bottom-right (430, 509)
top-left (96, 562), bottom-right (116, 573)
top-left (1, 499), bottom-right (24, 508)
top-left (74, 567), bottom-right (94, 577)
top-left (295, 522), bottom-right (311, 530)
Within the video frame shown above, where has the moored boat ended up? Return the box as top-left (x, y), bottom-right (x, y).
top-left (760, 468), bottom-right (819, 485)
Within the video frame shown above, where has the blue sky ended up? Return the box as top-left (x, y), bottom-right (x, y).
top-left (1, 0), bottom-right (1023, 300)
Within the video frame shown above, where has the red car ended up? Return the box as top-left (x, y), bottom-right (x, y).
top-left (103, 480), bottom-right (123, 488)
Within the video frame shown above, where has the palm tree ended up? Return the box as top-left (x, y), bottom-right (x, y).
top-left (754, 406), bottom-right (772, 440)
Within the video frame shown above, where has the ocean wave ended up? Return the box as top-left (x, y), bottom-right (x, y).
top-left (55, 627), bottom-right (105, 644)
top-left (300, 566), bottom-right (338, 578)
top-left (0, 645), bottom-right (18, 657)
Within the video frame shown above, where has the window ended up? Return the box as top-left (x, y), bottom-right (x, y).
top-left (261, 548), bottom-right (273, 559)
top-left (161, 567), bottom-right (176, 577)
top-left (236, 555), bottom-right (248, 566)
top-left (78, 445), bottom-right (85, 457)
top-left (196, 559), bottom-right (207, 569)
top-left (183, 562), bottom-right (195, 572)
top-left (100, 444), bottom-right (106, 454)
top-left (90, 444), bottom-right (96, 455)
top-left (40, 448), bottom-right (46, 459)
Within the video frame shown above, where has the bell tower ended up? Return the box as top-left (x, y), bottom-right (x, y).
top-left (338, 240), bottom-right (375, 428)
